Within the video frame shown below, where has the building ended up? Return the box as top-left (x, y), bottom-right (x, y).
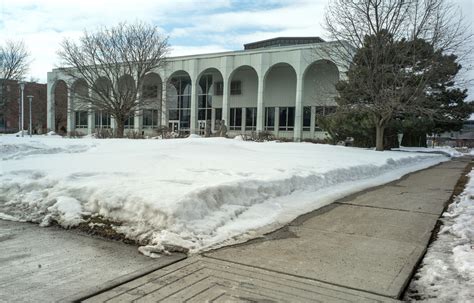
top-left (0, 80), bottom-right (47, 134)
top-left (46, 37), bottom-right (345, 141)
top-left (436, 114), bottom-right (474, 147)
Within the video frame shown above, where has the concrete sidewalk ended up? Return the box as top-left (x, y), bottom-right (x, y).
top-left (83, 158), bottom-right (469, 302)
top-left (0, 220), bottom-right (185, 302)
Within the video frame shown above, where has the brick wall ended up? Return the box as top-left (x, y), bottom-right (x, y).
top-left (0, 80), bottom-right (47, 134)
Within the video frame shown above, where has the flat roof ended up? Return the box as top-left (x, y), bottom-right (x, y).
top-left (244, 37), bottom-right (325, 50)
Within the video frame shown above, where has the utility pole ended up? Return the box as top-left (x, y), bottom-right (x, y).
top-left (27, 95), bottom-right (34, 137)
top-left (19, 82), bottom-right (25, 137)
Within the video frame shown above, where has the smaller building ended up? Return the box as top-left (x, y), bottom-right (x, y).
top-left (0, 79), bottom-right (47, 134)
top-left (436, 115), bottom-right (474, 147)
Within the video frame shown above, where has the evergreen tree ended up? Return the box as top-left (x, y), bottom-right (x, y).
top-left (329, 33), bottom-right (471, 149)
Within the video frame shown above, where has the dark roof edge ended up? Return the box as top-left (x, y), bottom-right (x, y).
top-left (243, 37), bottom-right (325, 48)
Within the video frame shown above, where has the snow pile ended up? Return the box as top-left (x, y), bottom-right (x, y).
top-left (394, 146), bottom-right (463, 157)
top-left (1, 140), bottom-right (92, 160)
top-left (407, 170), bottom-right (474, 301)
top-left (0, 135), bottom-right (448, 255)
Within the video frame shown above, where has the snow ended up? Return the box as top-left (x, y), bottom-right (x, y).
top-left (0, 135), bottom-right (448, 255)
top-left (394, 146), bottom-right (464, 157)
top-left (407, 169), bottom-right (474, 302)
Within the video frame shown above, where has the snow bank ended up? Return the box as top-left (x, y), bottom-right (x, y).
top-left (407, 170), bottom-right (474, 301)
top-left (0, 135), bottom-right (448, 255)
top-left (394, 146), bottom-right (463, 157)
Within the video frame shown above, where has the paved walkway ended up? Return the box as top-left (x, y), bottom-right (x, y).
top-left (84, 158), bottom-right (469, 302)
top-left (0, 221), bottom-right (185, 302)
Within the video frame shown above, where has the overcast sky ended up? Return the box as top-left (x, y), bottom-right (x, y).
top-left (1, 0), bottom-right (473, 97)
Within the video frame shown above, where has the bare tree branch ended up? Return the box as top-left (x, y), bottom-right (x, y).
top-left (57, 21), bottom-right (169, 137)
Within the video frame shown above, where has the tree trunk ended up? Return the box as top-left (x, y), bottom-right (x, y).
top-left (115, 120), bottom-right (125, 138)
top-left (375, 124), bottom-right (385, 151)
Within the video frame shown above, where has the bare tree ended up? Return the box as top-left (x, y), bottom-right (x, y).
top-left (0, 40), bottom-right (30, 131)
top-left (323, 0), bottom-right (472, 151)
top-left (57, 21), bottom-right (169, 137)
top-left (1, 40), bottom-right (30, 81)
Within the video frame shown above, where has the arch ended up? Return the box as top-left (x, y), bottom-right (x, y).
top-left (302, 59), bottom-right (339, 106)
top-left (141, 72), bottom-right (163, 130)
top-left (117, 74), bottom-right (136, 98)
top-left (93, 77), bottom-right (112, 96)
top-left (196, 68), bottom-right (224, 133)
top-left (228, 65), bottom-right (259, 132)
top-left (142, 72), bottom-right (163, 100)
top-left (52, 80), bottom-right (68, 134)
top-left (263, 63), bottom-right (297, 133)
top-left (70, 79), bottom-right (89, 131)
top-left (167, 70), bottom-right (192, 132)
top-left (263, 62), bottom-right (297, 81)
top-left (71, 78), bottom-right (88, 97)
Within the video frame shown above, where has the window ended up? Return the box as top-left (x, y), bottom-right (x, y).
top-left (124, 114), bottom-right (134, 129)
top-left (75, 111), bottom-right (88, 128)
top-left (303, 106), bottom-right (311, 131)
top-left (198, 75), bottom-right (213, 122)
top-left (230, 108), bottom-right (242, 130)
top-left (230, 81), bottom-right (241, 95)
top-left (168, 76), bottom-right (191, 130)
top-left (265, 107), bottom-right (275, 131)
top-left (95, 111), bottom-right (111, 128)
top-left (279, 107), bottom-right (295, 131)
top-left (245, 107), bottom-right (257, 131)
top-left (143, 109), bottom-right (159, 128)
top-left (214, 82), bottom-right (223, 95)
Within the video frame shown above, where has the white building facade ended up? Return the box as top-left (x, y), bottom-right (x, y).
top-left (47, 38), bottom-right (344, 141)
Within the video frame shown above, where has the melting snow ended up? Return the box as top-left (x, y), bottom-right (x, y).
top-left (0, 135), bottom-right (448, 254)
top-left (407, 169), bottom-right (474, 302)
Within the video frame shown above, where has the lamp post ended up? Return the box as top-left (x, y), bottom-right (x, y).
top-left (19, 82), bottom-right (25, 137)
top-left (27, 95), bottom-right (34, 137)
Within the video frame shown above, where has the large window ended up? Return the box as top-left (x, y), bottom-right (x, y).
top-left (143, 109), bottom-right (159, 128)
top-left (198, 75), bottom-right (212, 123)
top-left (279, 107), bottom-right (295, 131)
top-left (265, 107), bottom-right (275, 131)
top-left (303, 106), bottom-right (311, 131)
top-left (95, 111), bottom-right (111, 128)
top-left (75, 111), bottom-right (88, 128)
top-left (169, 76), bottom-right (191, 130)
top-left (245, 107), bottom-right (257, 131)
top-left (230, 108), bottom-right (242, 130)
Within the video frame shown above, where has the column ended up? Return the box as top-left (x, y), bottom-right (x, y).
top-left (190, 76), bottom-right (199, 134)
top-left (87, 105), bottom-right (94, 135)
top-left (274, 107), bottom-right (280, 138)
top-left (294, 74), bottom-right (304, 142)
top-left (222, 78), bottom-right (230, 128)
top-left (46, 76), bottom-right (55, 132)
top-left (66, 90), bottom-right (74, 135)
top-left (256, 77), bottom-right (265, 132)
top-left (134, 90), bottom-right (143, 133)
top-left (211, 108), bottom-right (216, 132)
top-left (160, 82), bottom-right (167, 127)
top-left (87, 88), bottom-right (94, 135)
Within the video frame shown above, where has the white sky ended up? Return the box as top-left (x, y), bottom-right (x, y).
top-left (0, 0), bottom-right (472, 98)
